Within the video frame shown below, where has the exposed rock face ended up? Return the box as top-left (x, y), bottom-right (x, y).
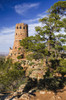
top-left (25, 59), bottom-right (46, 79)
top-left (29, 70), bottom-right (44, 79)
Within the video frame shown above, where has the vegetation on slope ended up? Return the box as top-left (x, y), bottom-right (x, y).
top-left (0, 1), bottom-right (66, 94)
top-left (19, 1), bottom-right (66, 92)
top-left (0, 57), bottom-right (27, 92)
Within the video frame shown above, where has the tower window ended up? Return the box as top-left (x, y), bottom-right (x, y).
top-left (14, 53), bottom-right (16, 55)
top-left (17, 26), bottom-right (18, 29)
top-left (23, 26), bottom-right (25, 29)
top-left (19, 40), bottom-right (21, 42)
top-left (15, 47), bottom-right (17, 49)
top-left (18, 52), bottom-right (20, 54)
top-left (21, 54), bottom-right (24, 58)
top-left (16, 33), bottom-right (17, 35)
top-left (11, 53), bottom-right (12, 56)
top-left (20, 26), bottom-right (22, 29)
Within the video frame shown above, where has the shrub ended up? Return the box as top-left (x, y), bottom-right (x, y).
top-left (0, 58), bottom-right (25, 92)
top-left (29, 62), bottom-right (35, 66)
top-left (17, 54), bottom-right (24, 59)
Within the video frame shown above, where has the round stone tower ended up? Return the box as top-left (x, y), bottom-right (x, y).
top-left (9, 23), bottom-right (28, 61)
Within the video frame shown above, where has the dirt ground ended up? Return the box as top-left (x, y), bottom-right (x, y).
top-left (1, 87), bottom-right (66, 100)
top-left (30, 86), bottom-right (66, 100)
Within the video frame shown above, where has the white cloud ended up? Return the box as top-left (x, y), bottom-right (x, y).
top-left (0, 26), bottom-right (15, 53)
top-left (14, 3), bottom-right (40, 15)
top-left (22, 18), bottom-right (39, 24)
top-left (37, 11), bottom-right (47, 17)
top-left (1, 11), bottom-right (65, 53)
top-left (0, 21), bottom-right (41, 53)
top-left (61, 15), bottom-right (66, 19)
top-left (0, 11), bottom-right (46, 53)
top-left (22, 12), bottom-right (47, 24)
top-left (0, 26), bottom-right (15, 35)
top-left (21, 12), bottom-right (47, 36)
top-left (28, 22), bottom-right (42, 36)
top-left (0, 33), bottom-right (14, 53)
top-left (0, 20), bottom-right (65, 53)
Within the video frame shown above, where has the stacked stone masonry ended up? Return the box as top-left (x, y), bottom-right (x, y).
top-left (8, 23), bottom-right (28, 61)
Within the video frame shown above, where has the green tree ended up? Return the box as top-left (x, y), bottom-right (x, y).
top-left (0, 58), bottom-right (25, 92)
top-left (48, 1), bottom-right (66, 15)
top-left (20, 1), bottom-right (66, 78)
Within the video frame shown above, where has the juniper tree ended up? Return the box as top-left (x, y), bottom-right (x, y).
top-left (20, 1), bottom-right (66, 77)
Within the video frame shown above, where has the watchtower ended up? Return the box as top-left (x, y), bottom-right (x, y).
top-left (9, 23), bottom-right (28, 61)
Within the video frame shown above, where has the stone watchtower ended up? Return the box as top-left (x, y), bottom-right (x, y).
top-left (9, 23), bottom-right (28, 61)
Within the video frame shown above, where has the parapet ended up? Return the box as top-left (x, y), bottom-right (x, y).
top-left (16, 23), bottom-right (28, 29)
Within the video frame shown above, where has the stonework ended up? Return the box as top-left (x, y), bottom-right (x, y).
top-left (8, 23), bottom-right (28, 61)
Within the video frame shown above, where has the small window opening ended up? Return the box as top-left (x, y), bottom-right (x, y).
top-left (14, 53), bottom-right (16, 55)
top-left (23, 26), bottom-right (25, 29)
top-left (18, 52), bottom-right (20, 54)
top-left (20, 26), bottom-right (22, 29)
top-left (15, 47), bottom-right (17, 49)
top-left (11, 53), bottom-right (12, 56)
top-left (19, 40), bottom-right (21, 42)
top-left (16, 33), bottom-right (17, 35)
top-left (17, 26), bottom-right (18, 29)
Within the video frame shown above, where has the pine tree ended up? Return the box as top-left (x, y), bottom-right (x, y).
top-left (20, 1), bottom-right (66, 77)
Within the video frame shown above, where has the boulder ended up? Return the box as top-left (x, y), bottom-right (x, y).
top-left (40, 91), bottom-right (45, 94)
top-left (29, 70), bottom-right (44, 79)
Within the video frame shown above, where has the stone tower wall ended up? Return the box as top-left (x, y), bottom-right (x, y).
top-left (9, 23), bottom-right (28, 61)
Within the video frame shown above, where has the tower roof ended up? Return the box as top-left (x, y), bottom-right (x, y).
top-left (16, 23), bottom-right (28, 27)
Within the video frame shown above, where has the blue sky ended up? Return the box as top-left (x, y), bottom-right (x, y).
top-left (0, 0), bottom-right (65, 54)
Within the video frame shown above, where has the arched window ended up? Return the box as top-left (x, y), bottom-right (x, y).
top-left (23, 26), bottom-right (25, 29)
top-left (20, 26), bottom-right (22, 29)
top-left (16, 33), bottom-right (17, 35)
top-left (17, 26), bottom-right (18, 29)
top-left (15, 47), bottom-right (17, 49)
